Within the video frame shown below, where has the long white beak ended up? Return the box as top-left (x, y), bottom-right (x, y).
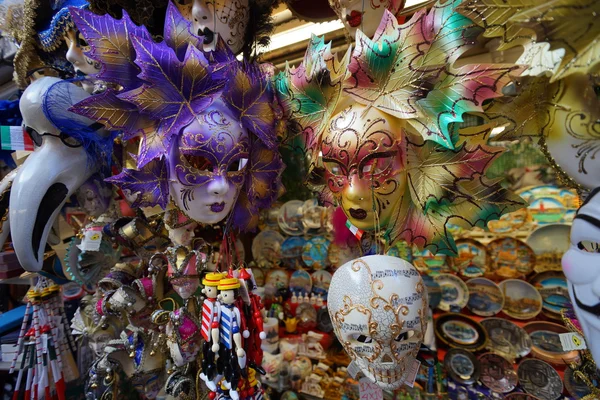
top-left (0, 166), bottom-right (19, 248)
top-left (10, 138), bottom-right (94, 272)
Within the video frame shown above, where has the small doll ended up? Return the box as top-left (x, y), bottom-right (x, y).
top-left (200, 271), bottom-right (227, 390)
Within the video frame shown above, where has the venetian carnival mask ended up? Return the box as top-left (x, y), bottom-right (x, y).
top-left (322, 104), bottom-right (406, 231)
top-left (562, 187), bottom-right (600, 365)
top-left (190, 0), bottom-right (250, 53)
top-left (169, 100), bottom-right (249, 225)
top-left (11, 77), bottom-right (111, 272)
top-left (327, 255), bottom-right (427, 390)
top-left (64, 28), bottom-right (101, 93)
top-left (328, 0), bottom-right (405, 38)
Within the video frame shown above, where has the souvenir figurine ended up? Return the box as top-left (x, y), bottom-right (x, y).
top-left (276, 0), bottom-right (524, 255)
top-left (8, 77), bottom-right (112, 272)
top-left (458, 0), bottom-right (600, 190)
top-left (200, 271), bottom-right (227, 390)
top-left (563, 187), bottom-right (600, 366)
top-left (328, 0), bottom-right (406, 39)
top-left (327, 255), bottom-right (428, 390)
top-left (216, 277), bottom-right (247, 400)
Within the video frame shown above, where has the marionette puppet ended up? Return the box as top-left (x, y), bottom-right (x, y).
top-left (276, 0), bottom-right (525, 256)
top-left (328, 0), bottom-right (406, 39)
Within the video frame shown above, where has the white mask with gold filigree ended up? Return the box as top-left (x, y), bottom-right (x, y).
top-left (327, 255), bottom-right (427, 390)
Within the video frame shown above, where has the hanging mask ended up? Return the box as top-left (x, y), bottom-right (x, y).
top-left (168, 100), bottom-right (249, 225)
top-left (11, 77), bottom-right (112, 272)
top-left (322, 104), bottom-right (406, 231)
top-left (562, 187), bottom-right (600, 366)
top-left (328, 0), bottom-right (405, 38)
top-left (64, 27), bottom-right (102, 93)
top-left (328, 255), bottom-right (427, 389)
top-left (191, 0), bottom-right (250, 53)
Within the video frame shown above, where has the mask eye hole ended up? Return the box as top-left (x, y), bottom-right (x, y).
top-left (228, 157), bottom-right (248, 172)
top-left (352, 334), bottom-right (373, 343)
top-left (360, 156), bottom-right (393, 178)
top-left (324, 161), bottom-right (344, 176)
top-left (577, 241), bottom-right (600, 253)
top-left (395, 330), bottom-right (416, 342)
top-left (185, 155), bottom-right (212, 171)
top-left (594, 85), bottom-right (600, 99)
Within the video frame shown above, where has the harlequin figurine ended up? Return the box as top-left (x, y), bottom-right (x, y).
top-left (200, 272), bottom-right (227, 391)
top-left (216, 277), bottom-right (246, 400)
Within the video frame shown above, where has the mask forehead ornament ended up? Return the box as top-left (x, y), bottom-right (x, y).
top-left (276, 0), bottom-right (524, 255)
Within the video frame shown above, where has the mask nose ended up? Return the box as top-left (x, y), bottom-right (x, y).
top-left (206, 176), bottom-right (229, 196)
top-left (343, 174), bottom-right (369, 203)
top-left (65, 37), bottom-right (81, 66)
top-left (192, 0), bottom-right (211, 23)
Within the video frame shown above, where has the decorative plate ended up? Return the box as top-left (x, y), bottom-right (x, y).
top-left (251, 267), bottom-right (265, 287)
top-left (529, 271), bottom-right (571, 317)
top-left (327, 241), bottom-right (361, 271)
top-left (487, 238), bottom-right (536, 279)
top-left (422, 274), bottom-right (442, 309)
top-left (529, 197), bottom-right (567, 224)
top-left (499, 279), bottom-right (543, 320)
top-left (451, 239), bottom-right (487, 277)
top-left (386, 240), bottom-right (413, 262)
top-left (487, 208), bottom-right (529, 234)
top-left (311, 270), bottom-right (332, 296)
top-left (251, 230), bottom-right (284, 268)
top-left (564, 367), bottom-right (596, 399)
top-left (444, 348), bottom-right (480, 385)
top-left (259, 202), bottom-right (281, 231)
top-left (523, 321), bottom-right (580, 365)
top-left (281, 236), bottom-right (307, 269)
top-left (289, 269), bottom-right (312, 295)
top-left (277, 200), bottom-right (305, 236)
top-left (526, 224), bottom-right (571, 272)
top-left (466, 278), bottom-right (504, 316)
top-left (301, 236), bottom-right (331, 270)
top-left (478, 353), bottom-right (518, 393)
top-left (517, 359), bottom-right (563, 400)
top-left (503, 394), bottom-right (542, 400)
top-left (301, 198), bottom-right (324, 231)
top-left (480, 318), bottom-right (532, 360)
top-left (434, 313), bottom-right (487, 352)
top-left (434, 273), bottom-right (469, 312)
top-left (413, 248), bottom-right (448, 275)
top-left (265, 269), bottom-right (289, 290)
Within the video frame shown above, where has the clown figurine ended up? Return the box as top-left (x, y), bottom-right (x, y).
top-left (200, 272), bottom-right (226, 390)
top-left (216, 277), bottom-right (246, 400)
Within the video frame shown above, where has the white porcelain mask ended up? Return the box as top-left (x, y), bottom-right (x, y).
top-left (191, 0), bottom-right (250, 53)
top-left (64, 28), bottom-right (101, 93)
top-left (562, 187), bottom-right (600, 365)
top-left (327, 254), bottom-right (427, 390)
top-left (168, 100), bottom-right (249, 225)
top-left (328, 0), bottom-right (405, 38)
top-left (11, 77), bottom-right (109, 272)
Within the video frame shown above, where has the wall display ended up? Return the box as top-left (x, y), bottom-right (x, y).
top-left (504, 394), bottom-right (542, 400)
top-left (434, 313), bottom-right (487, 352)
top-left (517, 359), bottom-right (563, 400)
top-left (443, 348), bottom-right (480, 385)
top-left (281, 236), bottom-right (307, 268)
top-left (529, 271), bottom-right (570, 319)
top-left (526, 224), bottom-right (571, 272)
top-left (413, 249), bottom-right (448, 275)
top-left (278, 200), bottom-right (305, 236)
top-left (478, 353), bottom-right (518, 393)
top-left (487, 238), bottom-right (536, 279)
top-left (564, 367), bottom-right (595, 399)
top-left (523, 321), bottom-right (580, 365)
top-left (451, 239), bottom-right (487, 278)
top-left (466, 278), bottom-right (504, 317)
top-left (265, 269), bottom-right (290, 290)
top-left (480, 318), bottom-right (531, 361)
top-left (434, 273), bottom-right (469, 312)
top-left (487, 208), bottom-right (530, 234)
top-left (301, 236), bottom-right (331, 270)
top-left (289, 269), bottom-right (312, 295)
top-left (311, 270), bottom-right (332, 296)
top-left (499, 279), bottom-right (543, 320)
top-left (422, 274), bottom-right (442, 309)
top-left (252, 230), bottom-right (285, 268)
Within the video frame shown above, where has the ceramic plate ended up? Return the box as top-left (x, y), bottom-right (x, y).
top-left (451, 239), bottom-right (487, 277)
top-left (478, 353), bottom-right (518, 393)
top-left (251, 230), bottom-right (284, 268)
top-left (517, 359), bottom-right (563, 400)
top-left (487, 208), bottom-right (529, 234)
top-left (526, 224), bottom-right (571, 272)
top-left (386, 240), bottom-right (413, 262)
top-left (499, 279), bottom-right (542, 320)
top-left (434, 273), bottom-right (469, 312)
top-left (503, 394), bottom-right (542, 400)
top-left (290, 269), bottom-right (312, 295)
top-left (281, 236), bottom-right (307, 269)
top-left (529, 271), bottom-right (571, 317)
top-left (466, 278), bottom-right (504, 316)
top-left (251, 267), bottom-right (265, 287)
top-left (480, 318), bottom-right (531, 360)
top-left (327, 241), bottom-right (361, 271)
top-left (265, 269), bottom-right (289, 290)
top-left (301, 236), bottom-right (331, 270)
top-left (487, 238), bottom-right (536, 279)
top-left (444, 348), bottom-right (480, 385)
top-left (311, 270), bottom-right (332, 296)
top-left (413, 248), bottom-right (448, 275)
top-left (564, 367), bottom-right (595, 399)
top-left (301, 198), bottom-right (324, 231)
top-left (529, 197), bottom-right (567, 224)
top-left (422, 274), bottom-right (442, 309)
top-left (278, 200), bottom-right (305, 236)
top-left (434, 313), bottom-right (487, 352)
top-left (523, 321), bottom-right (580, 365)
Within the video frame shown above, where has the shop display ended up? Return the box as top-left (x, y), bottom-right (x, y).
top-left (2, 0), bottom-right (600, 399)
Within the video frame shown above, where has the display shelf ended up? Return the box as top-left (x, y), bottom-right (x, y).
top-left (0, 360), bottom-right (19, 371)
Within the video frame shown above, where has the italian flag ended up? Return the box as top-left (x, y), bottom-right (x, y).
top-left (346, 219), bottom-right (364, 240)
top-left (1, 126), bottom-right (34, 151)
